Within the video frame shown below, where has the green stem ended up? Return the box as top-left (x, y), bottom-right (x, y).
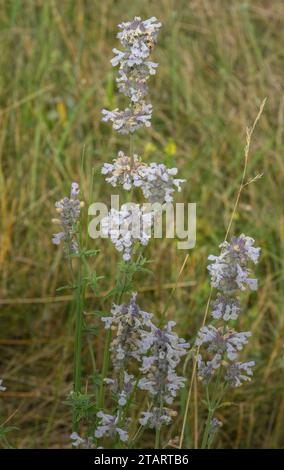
top-left (98, 328), bottom-right (112, 410)
top-left (154, 395), bottom-right (163, 449)
top-left (201, 362), bottom-right (224, 449)
top-left (155, 426), bottom-right (161, 449)
top-left (98, 266), bottom-right (128, 410)
top-left (74, 287), bottom-right (83, 393)
top-left (201, 407), bottom-right (214, 449)
top-left (72, 249), bottom-right (86, 431)
top-left (130, 134), bottom-right (134, 168)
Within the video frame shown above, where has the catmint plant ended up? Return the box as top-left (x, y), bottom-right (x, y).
top-left (50, 15), bottom-right (263, 451)
top-left (197, 234), bottom-right (260, 448)
top-left (94, 16), bottom-right (189, 449)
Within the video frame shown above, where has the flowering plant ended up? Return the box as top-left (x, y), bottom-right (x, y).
top-left (51, 16), bottom-right (263, 450)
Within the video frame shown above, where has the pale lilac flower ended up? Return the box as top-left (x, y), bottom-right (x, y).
top-left (225, 361), bottom-right (255, 387)
top-left (116, 62), bottom-right (158, 102)
top-left (101, 203), bottom-right (153, 261)
top-left (208, 418), bottom-right (223, 442)
top-left (116, 17), bottom-right (161, 50)
top-left (110, 17), bottom-right (161, 103)
top-left (141, 163), bottom-right (185, 203)
top-left (208, 235), bottom-right (260, 294)
top-left (139, 407), bottom-right (172, 429)
top-left (138, 321), bottom-right (189, 405)
top-left (102, 17), bottom-right (161, 131)
top-left (197, 354), bottom-right (222, 383)
top-left (211, 295), bottom-right (241, 321)
top-left (70, 432), bottom-right (98, 449)
top-left (104, 371), bottom-right (134, 406)
top-left (210, 418), bottom-right (222, 430)
top-left (95, 411), bottom-right (128, 442)
top-left (198, 234), bottom-right (259, 389)
top-left (0, 379), bottom-right (6, 392)
top-left (101, 151), bottom-right (147, 190)
top-left (196, 326), bottom-right (251, 361)
top-left (101, 293), bottom-right (153, 369)
top-left (102, 153), bottom-right (185, 204)
top-left (101, 102), bottom-right (152, 134)
top-left (52, 182), bottom-right (82, 254)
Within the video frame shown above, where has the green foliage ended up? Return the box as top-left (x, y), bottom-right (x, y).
top-left (65, 392), bottom-right (96, 424)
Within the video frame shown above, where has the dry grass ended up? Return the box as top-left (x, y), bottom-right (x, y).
top-left (0, 0), bottom-right (284, 448)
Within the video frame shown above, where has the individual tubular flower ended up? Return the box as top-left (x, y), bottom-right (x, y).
top-left (207, 234), bottom-right (260, 294)
top-left (95, 411), bottom-right (128, 442)
top-left (52, 182), bottom-right (82, 254)
top-left (101, 203), bottom-right (153, 261)
top-left (208, 418), bottom-right (223, 444)
top-left (224, 361), bottom-right (255, 387)
top-left (101, 293), bottom-right (153, 369)
top-left (196, 326), bottom-right (251, 361)
top-left (138, 321), bottom-right (189, 406)
top-left (101, 151), bottom-right (147, 190)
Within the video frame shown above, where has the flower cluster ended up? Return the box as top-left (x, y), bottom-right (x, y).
top-left (102, 16), bottom-right (161, 133)
top-left (102, 151), bottom-right (147, 190)
top-left (70, 432), bottom-right (98, 449)
top-left (100, 295), bottom-right (188, 434)
top-left (102, 157), bottom-right (185, 205)
top-left (104, 371), bottom-right (134, 407)
top-left (102, 104), bottom-right (152, 135)
top-left (196, 326), bottom-right (251, 361)
top-left (197, 234), bottom-right (260, 387)
top-left (52, 182), bottom-right (82, 254)
top-left (138, 321), bottom-right (189, 428)
top-left (139, 163), bottom-right (185, 204)
top-left (208, 235), bottom-right (260, 294)
top-left (140, 407), bottom-right (173, 429)
top-left (101, 203), bottom-right (153, 261)
top-left (102, 293), bottom-right (153, 368)
top-left (95, 411), bottom-right (128, 442)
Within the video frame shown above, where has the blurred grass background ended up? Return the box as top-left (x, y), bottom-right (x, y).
top-left (0, 0), bottom-right (284, 448)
